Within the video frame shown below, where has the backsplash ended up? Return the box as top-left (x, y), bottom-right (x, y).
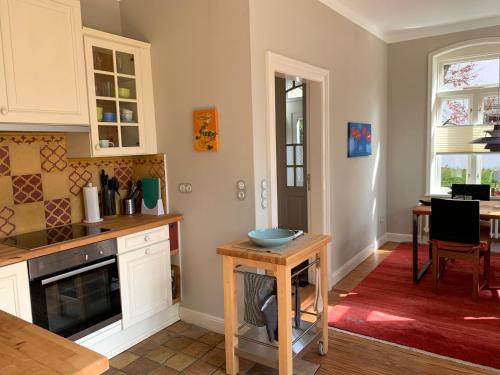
top-left (0, 133), bottom-right (167, 238)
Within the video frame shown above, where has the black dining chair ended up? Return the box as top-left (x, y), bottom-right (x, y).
top-left (430, 198), bottom-right (490, 301)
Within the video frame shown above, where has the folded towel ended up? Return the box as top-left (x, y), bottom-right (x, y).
top-left (261, 294), bottom-right (278, 342)
top-left (244, 272), bottom-right (275, 327)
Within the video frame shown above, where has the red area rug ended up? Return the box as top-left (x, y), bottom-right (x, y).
top-left (328, 242), bottom-right (500, 369)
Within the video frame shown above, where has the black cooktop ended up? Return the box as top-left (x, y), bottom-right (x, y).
top-left (2, 224), bottom-right (110, 250)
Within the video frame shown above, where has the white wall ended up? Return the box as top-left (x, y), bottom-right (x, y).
top-left (387, 25), bottom-right (500, 235)
top-left (119, 0), bottom-right (255, 318)
top-left (249, 0), bottom-right (388, 274)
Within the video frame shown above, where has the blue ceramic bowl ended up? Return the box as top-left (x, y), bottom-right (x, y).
top-left (248, 228), bottom-right (303, 248)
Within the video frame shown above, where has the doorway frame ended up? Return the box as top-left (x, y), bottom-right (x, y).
top-left (265, 51), bottom-right (331, 242)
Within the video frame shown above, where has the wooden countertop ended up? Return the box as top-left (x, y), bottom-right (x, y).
top-left (0, 214), bottom-right (183, 267)
top-left (0, 310), bottom-right (108, 375)
top-left (216, 233), bottom-right (331, 266)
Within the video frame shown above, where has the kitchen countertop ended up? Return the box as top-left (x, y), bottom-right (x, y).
top-left (0, 214), bottom-right (183, 267)
top-left (0, 310), bottom-right (108, 375)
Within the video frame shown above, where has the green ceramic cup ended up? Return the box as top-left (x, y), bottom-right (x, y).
top-left (118, 87), bottom-right (131, 99)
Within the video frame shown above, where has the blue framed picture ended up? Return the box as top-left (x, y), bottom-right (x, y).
top-left (348, 122), bottom-right (372, 157)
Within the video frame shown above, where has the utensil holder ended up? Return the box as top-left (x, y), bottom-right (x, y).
top-left (102, 188), bottom-right (116, 217)
top-left (123, 198), bottom-right (136, 215)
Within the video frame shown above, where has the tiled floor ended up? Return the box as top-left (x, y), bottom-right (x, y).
top-left (105, 321), bottom-right (257, 375)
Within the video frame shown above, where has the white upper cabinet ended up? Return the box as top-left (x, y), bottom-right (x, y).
top-left (83, 28), bottom-right (157, 156)
top-left (0, 0), bottom-right (89, 125)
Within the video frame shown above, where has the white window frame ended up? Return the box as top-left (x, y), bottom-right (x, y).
top-left (427, 38), bottom-right (500, 195)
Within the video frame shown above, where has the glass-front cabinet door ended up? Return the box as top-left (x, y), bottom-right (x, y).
top-left (83, 28), bottom-right (156, 156)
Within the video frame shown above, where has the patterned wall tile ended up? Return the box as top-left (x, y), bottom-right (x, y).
top-left (0, 206), bottom-right (15, 237)
top-left (13, 202), bottom-right (45, 234)
top-left (0, 146), bottom-right (10, 176)
top-left (44, 198), bottom-right (71, 228)
top-left (9, 143), bottom-right (41, 175)
top-left (0, 176), bottom-right (13, 207)
top-left (114, 165), bottom-right (133, 190)
top-left (12, 174), bottom-right (43, 204)
top-left (40, 142), bottom-right (67, 172)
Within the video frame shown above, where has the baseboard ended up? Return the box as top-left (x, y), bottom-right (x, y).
top-left (179, 306), bottom-right (225, 334)
top-left (385, 232), bottom-right (412, 242)
top-left (329, 235), bottom-right (385, 288)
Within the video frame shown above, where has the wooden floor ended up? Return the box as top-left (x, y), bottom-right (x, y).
top-left (302, 241), bottom-right (500, 375)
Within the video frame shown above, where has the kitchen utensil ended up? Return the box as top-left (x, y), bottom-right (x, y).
top-left (118, 87), bottom-right (130, 98)
top-left (247, 228), bottom-right (304, 248)
top-left (103, 112), bottom-right (116, 122)
top-left (120, 108), bottom-right (133, 122)
top-left (314, 268), bottom-right (323, 313)
top-left (96, 107), bottom-right (103, 122)
top-left (100, 170), bottom-right (108, 189)
top-left (122, 198), bottom-right (135, 215)
top-left (99, 139), bottom-right (114, 148)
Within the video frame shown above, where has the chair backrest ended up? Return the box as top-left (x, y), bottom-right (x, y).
top-left (431, 198), bottom-right (480, 244)
top-left (451, 184), bottom-right (490, 201)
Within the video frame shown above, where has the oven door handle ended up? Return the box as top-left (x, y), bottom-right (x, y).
top-left (41, 258), bottom-right (116, 285)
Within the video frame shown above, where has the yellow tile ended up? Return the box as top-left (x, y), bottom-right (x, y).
top-left (0, 176), bottom-right (13, 207)
top-left (42, 171), bottom-right (70, 201)
top-left (14, 202), bottom-right (45, 234)
top-left (9, 143), bottom-right (41, 175)
top-left (70, 194), bottom-right (84, 224)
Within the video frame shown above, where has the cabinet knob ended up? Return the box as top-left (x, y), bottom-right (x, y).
top-left (145, 248), bottom-right (151, 255)
top-left (0, 107), bottom-right (7, 115)
top-left (144, 235), bottom-right (151, 242)
top-left (95, 144), bottom-right (100, 150)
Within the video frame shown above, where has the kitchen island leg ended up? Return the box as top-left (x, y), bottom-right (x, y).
top-left (223, 256), bottom-right (238, 375)
top-left (277, 264), bottom-right (293, 375)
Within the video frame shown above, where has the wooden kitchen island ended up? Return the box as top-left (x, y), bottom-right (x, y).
top-left (217, 233), bottom-right (331, 375)
top-left (0, 310), bottom-right (108, 375)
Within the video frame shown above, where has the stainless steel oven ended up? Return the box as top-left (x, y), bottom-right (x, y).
top-left (28, 239), bottom-right (121, 341)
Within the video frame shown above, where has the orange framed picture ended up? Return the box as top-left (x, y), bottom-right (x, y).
top-left (193, 108), bottom-right (219, 151)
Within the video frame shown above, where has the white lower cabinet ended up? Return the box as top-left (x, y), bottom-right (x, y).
top-left (0, 261), bottom-right (32, 322)
top-left (118, 240), bottom-right (172, 329)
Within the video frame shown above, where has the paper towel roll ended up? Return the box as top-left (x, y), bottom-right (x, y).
top-left (83, 183), bottom-right (103, 223)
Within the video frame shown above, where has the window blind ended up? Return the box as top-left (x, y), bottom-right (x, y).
top-left (434, 125), bottom-right (494, 153)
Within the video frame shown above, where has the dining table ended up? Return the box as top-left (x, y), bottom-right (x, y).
top-left (412, 199), bottom-right (500, 282)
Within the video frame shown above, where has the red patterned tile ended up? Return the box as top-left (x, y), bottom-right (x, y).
top-left (0, 206), bottom-right (15, 236)
top-left (114, 165), bottom-right (133, 189)
top-left (12, 174), bottom-right (43, 204)
top-left (0, 146), bottom-right (10, 176)
top-left (68, 167), bottom-right (93, 196)
top-left (44, 198), bottom-right (71, 228)
top-left (40, 142), bottom-right (67, 172)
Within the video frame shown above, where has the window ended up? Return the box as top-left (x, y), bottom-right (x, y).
top-left (428, 41), bottom-right (500, 194)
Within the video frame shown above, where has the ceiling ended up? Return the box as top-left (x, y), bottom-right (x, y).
top-left (319, 0), bottom-right (500, 43)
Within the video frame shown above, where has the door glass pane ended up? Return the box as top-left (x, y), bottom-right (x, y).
top-left (95, 74), bottom-right (115, 98)
top-left (296, 167), bottom-right (304, 187)
top-left (92, 47), bottom-right (114, 72)
top-left (295, 145), bottom-right (303, 166)
top-left (438, 154), bottom-right (468, 188)
top-left (286, 146), bottom-right (294, 165)
top-left (287, 167), bottom-right (295, 187)
top-left (96, 100), bottom-right (117, 123)
top-left (116, 51), bottom-right (135, 75)
top-left (121, 126), bottom-right (140, 147)
top-left (98, 126), bottom-right (119, 148)
top-left (440, 98), bottom-right (470, 125)
top-left (481, 154), bottom-right (500, 189)
top-left (119, 102), bottom-right (138, 124)
top-left (117, 77), bottom-right (137, 100)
